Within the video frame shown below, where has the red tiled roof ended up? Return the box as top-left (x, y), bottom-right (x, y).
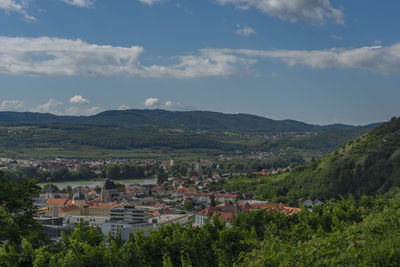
top-left (47, 198), bottom-right (68, 206)
top-left (59, 204), bottom-right (80, 213)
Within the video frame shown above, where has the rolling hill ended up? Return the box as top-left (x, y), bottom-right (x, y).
top-left (0, 109), bottom-right (378, 133)
top-left (260, 117), bottom-right (400, 203)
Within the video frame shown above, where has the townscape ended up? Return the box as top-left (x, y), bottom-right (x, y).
top-left (25, 157), bottom-right (300, 241)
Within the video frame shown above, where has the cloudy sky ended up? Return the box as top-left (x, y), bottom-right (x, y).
top-left (1, 0), bottom-right (399, 125)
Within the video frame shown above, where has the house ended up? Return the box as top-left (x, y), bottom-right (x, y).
top-left (195, 203), bottom-right (243, 227)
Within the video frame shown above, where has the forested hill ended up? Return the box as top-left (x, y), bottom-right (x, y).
top-left (274, 117), bottom-right (400, 202)
top-left (0, 109), bottom-right (377, 133)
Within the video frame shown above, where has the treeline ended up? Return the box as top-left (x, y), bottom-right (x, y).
top-left (210, 155), bottom-right (306, 173)
top-left (100, 164), bottom-right (146, 179)
top-left (4, 166), bottom-right (97, 182)
top-left (4, 164), bottom-right (146, 182)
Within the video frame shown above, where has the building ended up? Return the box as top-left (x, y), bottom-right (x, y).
top-left (195, 203), bottom-right (244, 227)
top-left (110, 205), bottom-right (148, 223)
top-left (72, 191), bottom-right (87, 209)
top-left (101, 221), bottom-right (150, 241)
top-left (83, 202), bottom-right (122, 217)
top-left (63, 216), bottom-right (110, 227)
top-left (149, 214), bottom-right (195, 227)
top-left (101, 179), bottom-right (118, 201)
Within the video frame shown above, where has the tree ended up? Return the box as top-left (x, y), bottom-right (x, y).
top-left (183, 199), bottom-right (194, 211)
top-left (157, 169), bottom-right (168, 185)
top-left (0, 172), bottom-right (46, 248)
top-left (210, 195), bottom-right (216, 207)
top-left (170, 163), bottom-right (188, 177)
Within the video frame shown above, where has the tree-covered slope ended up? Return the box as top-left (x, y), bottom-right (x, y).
top-left (0, 109), bottom-right (376, 133)
top-left (275, 117), bottom-right (400, 202)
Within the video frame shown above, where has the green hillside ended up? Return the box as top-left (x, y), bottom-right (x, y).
top-left (0, 122), bottom-right (371, 160)
top-left (281, 117), bottom-right (400, 201)
top-left (222, 117), bottom-right (400, 204)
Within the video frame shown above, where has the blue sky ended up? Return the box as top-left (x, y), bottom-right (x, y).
top-left (0, 0), bottom-right (399, 125)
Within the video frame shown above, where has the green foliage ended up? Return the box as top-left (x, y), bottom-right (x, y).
top-left (0, 172), bottom-right (46, 248)
top-left (1, 192), bottom-right (400, 266)
top-left (183, 199), bottom-right (194, 211)
top-left (221, 117), bottom-right (400, 204)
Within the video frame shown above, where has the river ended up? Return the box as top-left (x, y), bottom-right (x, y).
top-left (38, 178), bottom-right (157, 189)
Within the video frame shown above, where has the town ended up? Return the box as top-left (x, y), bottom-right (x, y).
top-left (5, 157), bottom-right (302, 242)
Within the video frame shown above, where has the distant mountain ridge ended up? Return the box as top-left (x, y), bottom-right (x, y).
top-left (0, 109), bottom-right (379, 133)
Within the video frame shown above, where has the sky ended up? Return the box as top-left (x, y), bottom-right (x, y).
top-left (0, 0), bottom-right (400, 125)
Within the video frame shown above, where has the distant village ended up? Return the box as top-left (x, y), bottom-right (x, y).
top-left (1, 157), bottom-right (304, 241)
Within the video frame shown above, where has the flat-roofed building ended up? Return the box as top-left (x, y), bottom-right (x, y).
top-left (110, 205), bottom-right (148, 223)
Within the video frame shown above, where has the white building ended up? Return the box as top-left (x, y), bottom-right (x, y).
top-left (63, 216), bottom-right (110, 228)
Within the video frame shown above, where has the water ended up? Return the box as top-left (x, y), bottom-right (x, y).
top-left (38, 178), bottom-right (157, 189)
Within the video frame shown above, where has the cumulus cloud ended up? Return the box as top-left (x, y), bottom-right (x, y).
top-left (31, 99), bottom-right (63, 114)
top-left (138, 0), bottom-right (161, 6)
top-left (218, 44), bottom-right (400, 75)
top-left (0, 0), bottom-right (35, 20)
top-left (216, 0), bottom-right (344, 24)
top-left (65, 106), bottom-right (103, 116)
top-left (1, 36), bottom-right (400, 77)
top-left (144, 98), bottom-right (194, 111)
top-left (0, 36), bottom-right (245, 78)
top-left (69, 95), bottom-right (90, 104)
top-left (0, 99), bottom-right (26, 111)
top-left (163, 100), bottom-right (195, 111)
top-left (144, 98), bottom-right (160, 107)
top-left (117, 104), bottom-right (131, 110)
top-left (62, 0), bottom-right (95, 8)
top-left (236, 24), bottom-right (256, 37)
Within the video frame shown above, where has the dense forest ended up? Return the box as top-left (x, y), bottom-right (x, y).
top-left (0, 173), bottom-right (399, 266)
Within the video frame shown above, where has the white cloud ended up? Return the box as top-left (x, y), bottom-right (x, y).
top-left (31, 99), bottom-right (63, 114)
top-left (163, 100), bottom-right (194, 111)
top-left (1, 36), bottom-right (400, 77)
top-left (144, 98), bottom-right (160, 107)
top-left (62, 0), bottom-right (95, 8)
top-left (0, 99), bottom-right (26, 111)
top-left (236, 24), bottom-right (256, 37)
top-left (205, 43), bottom-right (400, 75)
top-left (117, 104), bottom-right (131, 110)
top-left (65, 106), bottom-right (103, 116)
top-left (138, 0), bottom-right (161, 6)
top-left (144, 98), bottom-right (194, 111)
top-left (0, 0), bottom-right (35, 20)
top-left (0, 36), bottom-right (253, 78)
top-left (69, 95), bottom-right (90, 104)
top-left (216, 0), bottom-right (344, 25)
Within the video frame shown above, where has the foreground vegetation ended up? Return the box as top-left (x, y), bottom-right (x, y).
top-left (1, 171), bottom-right (399, 266)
